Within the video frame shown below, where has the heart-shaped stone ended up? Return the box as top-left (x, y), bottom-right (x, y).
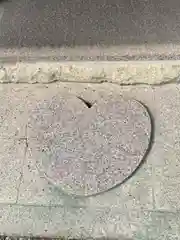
top-left (27, 94), bottom-right (151, 196)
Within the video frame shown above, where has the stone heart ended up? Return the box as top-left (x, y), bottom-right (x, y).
top-left (27, 94), bottom-right (151, 196)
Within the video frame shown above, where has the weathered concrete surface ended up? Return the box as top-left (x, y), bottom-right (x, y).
top-left (0, 206), bottom-right (180, 239)
top-left (0, 83), bottom-right (179, 239)
top-left (1, 60), bottom-right (180, 85)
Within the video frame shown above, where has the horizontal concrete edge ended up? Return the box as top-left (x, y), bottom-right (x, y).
top-left (0, 204), bottom-right (177, 238)
top-left (0, 60), bottom-right (180, 84)
top-left (2, 44), bottom-right (180, 61)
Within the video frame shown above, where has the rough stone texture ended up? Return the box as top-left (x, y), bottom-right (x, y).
top-left (0, 206), bottom-right (180, 239)
top-left (27, 96), bottom-right (151, 196)
top-left (2, 0), bottom-right (180, 88)
top-left (0, 83), bottom-right (180, 238)
top-left (0, 139), bottom-right (26, 203)
top-left (0, 86), bottom-right (27, 203)
top-left (2, 0), bottom-right (180, 54)
top-left (1, 61), bottom-right (180, 85)
top-left (3, 45), bottom-right (180, 62)
top-left (0, 86), bottom-right (27, 138)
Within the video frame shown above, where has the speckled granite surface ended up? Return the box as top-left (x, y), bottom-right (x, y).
top-left (0, 82), bottom-right (178, 239)
top-left (28, 95), bottom-right (151, 196)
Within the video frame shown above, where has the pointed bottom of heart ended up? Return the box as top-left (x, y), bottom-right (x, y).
top-left (27, 95), bottom-right (152, 196)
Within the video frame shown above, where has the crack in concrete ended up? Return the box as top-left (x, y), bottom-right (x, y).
top-left (15, 125), bottom-right (28, 204)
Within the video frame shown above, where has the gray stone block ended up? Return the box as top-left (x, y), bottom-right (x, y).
top-left (27, 94), bottom-right (151, 196)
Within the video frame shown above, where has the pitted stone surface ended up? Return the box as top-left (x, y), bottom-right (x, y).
top-left (0, 83), bottom-right (180, 238)
top-left (27, 95), bottom-right (151, 196)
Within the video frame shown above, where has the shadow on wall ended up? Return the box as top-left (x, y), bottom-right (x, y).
top-left (0, 0), bottom-right (180, 47)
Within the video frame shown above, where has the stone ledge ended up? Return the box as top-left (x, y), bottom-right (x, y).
top-left (0, 61), bottom-right (180, 84)
top-left (2, 45), bottom-right (180, 61)
top-left (0, 204), bottom-right (179, 239)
